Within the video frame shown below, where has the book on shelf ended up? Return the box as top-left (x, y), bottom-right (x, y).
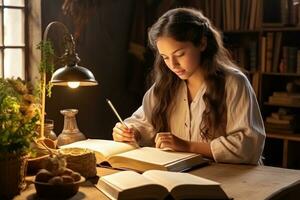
top-left (272, 32), bottom-right (282, 72)
top-left (282, 46), bottom-right (298, 73)
top-left (268, 96), bottom-right (300, 105)
top-left (96, 170), bottom-right (229, 200)
top-left (249, 41), bottom-right (258, 71)
top-left (265, 121), bottom-right (295, 132)
top-left (60, 139), bottom-right (208, 172)
top-left (265, 109), bottom-right (298, 133)
top-left (261, 36), bottom-right (266, 72)
top-left (252, 72), bottom-right (260, 96)
top-left (265, 126), bottom-right (295, 134)
top-left (271, 112), bottom-right (295, 120)
top-left (235, 0), bottom-right (240, 30)
top-left (215, 0), bottom-right (222, 28)
top-left (249, 0), bottom-right (258, 30)
top-left (220, 0), bottom-right (260, 30)
top-left (272, 91), bottom-right (300, 98)
top-left (288, 0), bottom-right (299, 26)
top-left (266, 32), bottom-right (274, 72)
top-left (266, 116), bottom-right (293, 125)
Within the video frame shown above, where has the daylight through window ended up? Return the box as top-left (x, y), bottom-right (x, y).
top-left (0, 0), bottom-right (26, 79)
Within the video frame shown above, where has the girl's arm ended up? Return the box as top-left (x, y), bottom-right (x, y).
top-left (155, 132), bottom-right (213, 158)
top-left (210, 72), bottom-right (266, 164)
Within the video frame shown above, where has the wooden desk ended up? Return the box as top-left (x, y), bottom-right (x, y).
top-left (14, 163), bottom-right (300, 200)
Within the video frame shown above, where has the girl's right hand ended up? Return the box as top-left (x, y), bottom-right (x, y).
top-left (112, 122), bottom-right (139, 144)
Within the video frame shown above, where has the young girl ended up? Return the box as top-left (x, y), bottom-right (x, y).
top-left (112, 8), bottom-right (265, 164)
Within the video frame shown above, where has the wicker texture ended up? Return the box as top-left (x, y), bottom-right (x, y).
top-left (59, 148), bottom-right (97, 178)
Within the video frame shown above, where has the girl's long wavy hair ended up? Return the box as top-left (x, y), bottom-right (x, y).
top-left (148, 8), bottom-right (237, 140)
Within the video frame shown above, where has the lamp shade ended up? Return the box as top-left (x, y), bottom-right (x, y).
top-left (50, 64), bottom-right (98, 86)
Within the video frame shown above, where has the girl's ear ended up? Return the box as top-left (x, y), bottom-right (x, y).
top-left (199, 36), bottom-right (207, 52)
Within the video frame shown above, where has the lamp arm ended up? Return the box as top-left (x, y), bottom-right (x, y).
top-left (43, 21), bottom-right (80, 67)
top-left (40, 21), bottom-right (76, 138)
top-left (61, 34), bottom-right (80, 66)
top-left (43, 21), bottom-right (69, 42)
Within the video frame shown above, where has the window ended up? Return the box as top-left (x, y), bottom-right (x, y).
top-left (0, 0), bottom-right (26, 79)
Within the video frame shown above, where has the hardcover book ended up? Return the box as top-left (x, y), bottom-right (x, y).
top-left (96, 170), bottom-right (229, 200)
top-left (61, 139), bottom-right (208, 172)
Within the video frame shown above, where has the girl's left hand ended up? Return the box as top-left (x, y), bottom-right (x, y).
top-left (155, 132), bottom-right (190, 152)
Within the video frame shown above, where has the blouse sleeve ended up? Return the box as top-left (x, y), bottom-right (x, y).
top-left (210, 72), bottom-right (266, 164)
top-left (124, 85), bottom-right (157, 147)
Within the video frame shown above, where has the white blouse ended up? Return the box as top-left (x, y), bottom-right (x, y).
top-left (124, 68), bottom-right (266, 164)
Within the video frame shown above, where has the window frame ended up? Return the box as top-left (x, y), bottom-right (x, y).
top-left (0, 0), bottom-right (28, 79)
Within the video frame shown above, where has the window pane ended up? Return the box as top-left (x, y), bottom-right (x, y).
top-left (0, 50), bottom-right (2, 77)
top-left (3, 0), bottom-right (24, 6)
top-left (4, 48), bottom-right (24, 79)
top-left (0, 9), bottom-right (2, 46)
top-left (4, 8), bottom-right (24, 46)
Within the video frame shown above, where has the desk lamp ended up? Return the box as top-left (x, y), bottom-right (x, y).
top-left (40, 21), bottom-right (97, 146)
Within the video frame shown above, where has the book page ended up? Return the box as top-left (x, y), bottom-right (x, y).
top-left (143, 170), bottom-right (220, 192)
top-left (100, 171), bottom-right (157, 190)
top-left (60, 139), bottom-right (136, 162)
top-left (96, 171), bottom-right (168, 200)
top-left (113, 147), bottom-right (199, 166)
top-left (143, 170), bottom-right (228, 199)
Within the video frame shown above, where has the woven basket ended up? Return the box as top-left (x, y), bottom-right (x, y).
top-left (0, 154), bottom-right (28, 199)
top-left (59, 148), bottom-right (97, 178)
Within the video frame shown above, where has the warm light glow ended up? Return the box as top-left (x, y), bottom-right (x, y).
top-left (67, 82), bottom-right (80, 88)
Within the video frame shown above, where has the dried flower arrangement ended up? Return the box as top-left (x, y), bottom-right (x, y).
top-left (0, 78), bottom-right (40, 156)
top-left (0, 78), bottom-right (40, 199)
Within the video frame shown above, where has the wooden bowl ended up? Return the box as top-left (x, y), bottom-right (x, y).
top-left (33, 176), bottom-right (85, 198)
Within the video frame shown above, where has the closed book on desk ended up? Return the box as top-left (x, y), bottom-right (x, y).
top-left (96, 170), bottom-right (229, 200)
top-left (60, 139), bottom-right (207, 172)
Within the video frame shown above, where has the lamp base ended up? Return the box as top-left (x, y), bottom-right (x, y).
top-left (57, 109), bottom-right (85, 147)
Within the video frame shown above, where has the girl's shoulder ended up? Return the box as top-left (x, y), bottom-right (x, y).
top-left (224, 67), bottom-right (250, 86)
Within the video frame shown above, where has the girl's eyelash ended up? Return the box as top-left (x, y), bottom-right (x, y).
top-left (161, 52), bottom-right (184, 60)
top-left (176, 52), bottom-right (184, 57)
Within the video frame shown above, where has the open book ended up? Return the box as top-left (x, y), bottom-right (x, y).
top-left (60, 139), bottom-right (208, 172)
top-left (96, 170), bottom-right (229, 200)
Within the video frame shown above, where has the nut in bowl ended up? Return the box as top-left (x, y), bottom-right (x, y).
top-left (34, 168), bottom-right (85, 198)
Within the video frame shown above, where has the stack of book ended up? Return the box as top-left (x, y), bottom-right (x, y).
top-left (265, 109), bottom-right (296, 134)
top-left (268, 91), bottom-right (300, 106)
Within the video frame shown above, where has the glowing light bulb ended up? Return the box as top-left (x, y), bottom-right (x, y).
top-left (67, 82), bottom-right (80, 88)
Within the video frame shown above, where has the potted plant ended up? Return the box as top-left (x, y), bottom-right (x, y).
top-left (0, 78), bottom-right (40, 199)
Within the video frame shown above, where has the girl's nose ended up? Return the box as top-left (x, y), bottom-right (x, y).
top-left (170, 57), bottom-right (179, 68)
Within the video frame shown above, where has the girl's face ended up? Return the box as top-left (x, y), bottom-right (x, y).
top-left (156, 36), bottom-right (204, 81)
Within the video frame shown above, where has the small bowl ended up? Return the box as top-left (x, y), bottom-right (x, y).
top-left (34, 176), bottom-right (85, 198)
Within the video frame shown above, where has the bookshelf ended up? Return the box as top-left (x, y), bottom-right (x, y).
top-left (267, 132), bottom-right (300, 168)
top-left (199, 0), bottom-right (300, 168)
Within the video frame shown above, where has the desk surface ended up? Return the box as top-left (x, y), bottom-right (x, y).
top-left (14, 163), bottom-right (300, 200)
